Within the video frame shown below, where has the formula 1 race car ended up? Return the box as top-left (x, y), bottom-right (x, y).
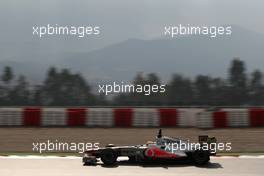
top-left (82, 129), bottom-right (216, 166)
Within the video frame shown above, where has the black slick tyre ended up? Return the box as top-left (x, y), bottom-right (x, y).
top-left (192, 149), bottom-right (210, 165)
top-left (100, 149), bottom-right (117, 165)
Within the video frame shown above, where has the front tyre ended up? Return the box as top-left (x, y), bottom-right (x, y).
top-left (101, 149), bottom-right (118, 165)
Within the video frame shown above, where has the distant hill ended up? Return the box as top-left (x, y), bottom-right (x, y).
top-left (61, 26), bottom-right (264, 82)
top-left (1, 26), bottom-right (264, 84)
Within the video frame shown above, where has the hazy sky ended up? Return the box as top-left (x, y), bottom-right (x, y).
top-left (0, 0), bottom-right (264, 61)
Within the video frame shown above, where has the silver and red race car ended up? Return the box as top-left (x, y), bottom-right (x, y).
top-left (82, 129), bottom-right (216, 166)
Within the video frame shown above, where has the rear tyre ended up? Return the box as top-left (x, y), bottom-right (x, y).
top-left (101, 149), bottom-right (117, 165)
top-left (192, 149), bottom-right (210, 165)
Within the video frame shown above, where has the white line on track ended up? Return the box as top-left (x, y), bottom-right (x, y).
top-left (0, 155), bottom-right (81, 159)
top-left (238, 155), bottom-right (264, 158)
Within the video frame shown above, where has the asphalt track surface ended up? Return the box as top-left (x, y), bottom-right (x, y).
top-left (0, 156), bottom-right (264, 176)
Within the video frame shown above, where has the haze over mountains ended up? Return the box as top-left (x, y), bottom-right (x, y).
top-left (0, 26), bottom-right (263, 84)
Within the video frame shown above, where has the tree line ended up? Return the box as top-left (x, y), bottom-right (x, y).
top-left (0, 58), bottom-right (264, 106)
